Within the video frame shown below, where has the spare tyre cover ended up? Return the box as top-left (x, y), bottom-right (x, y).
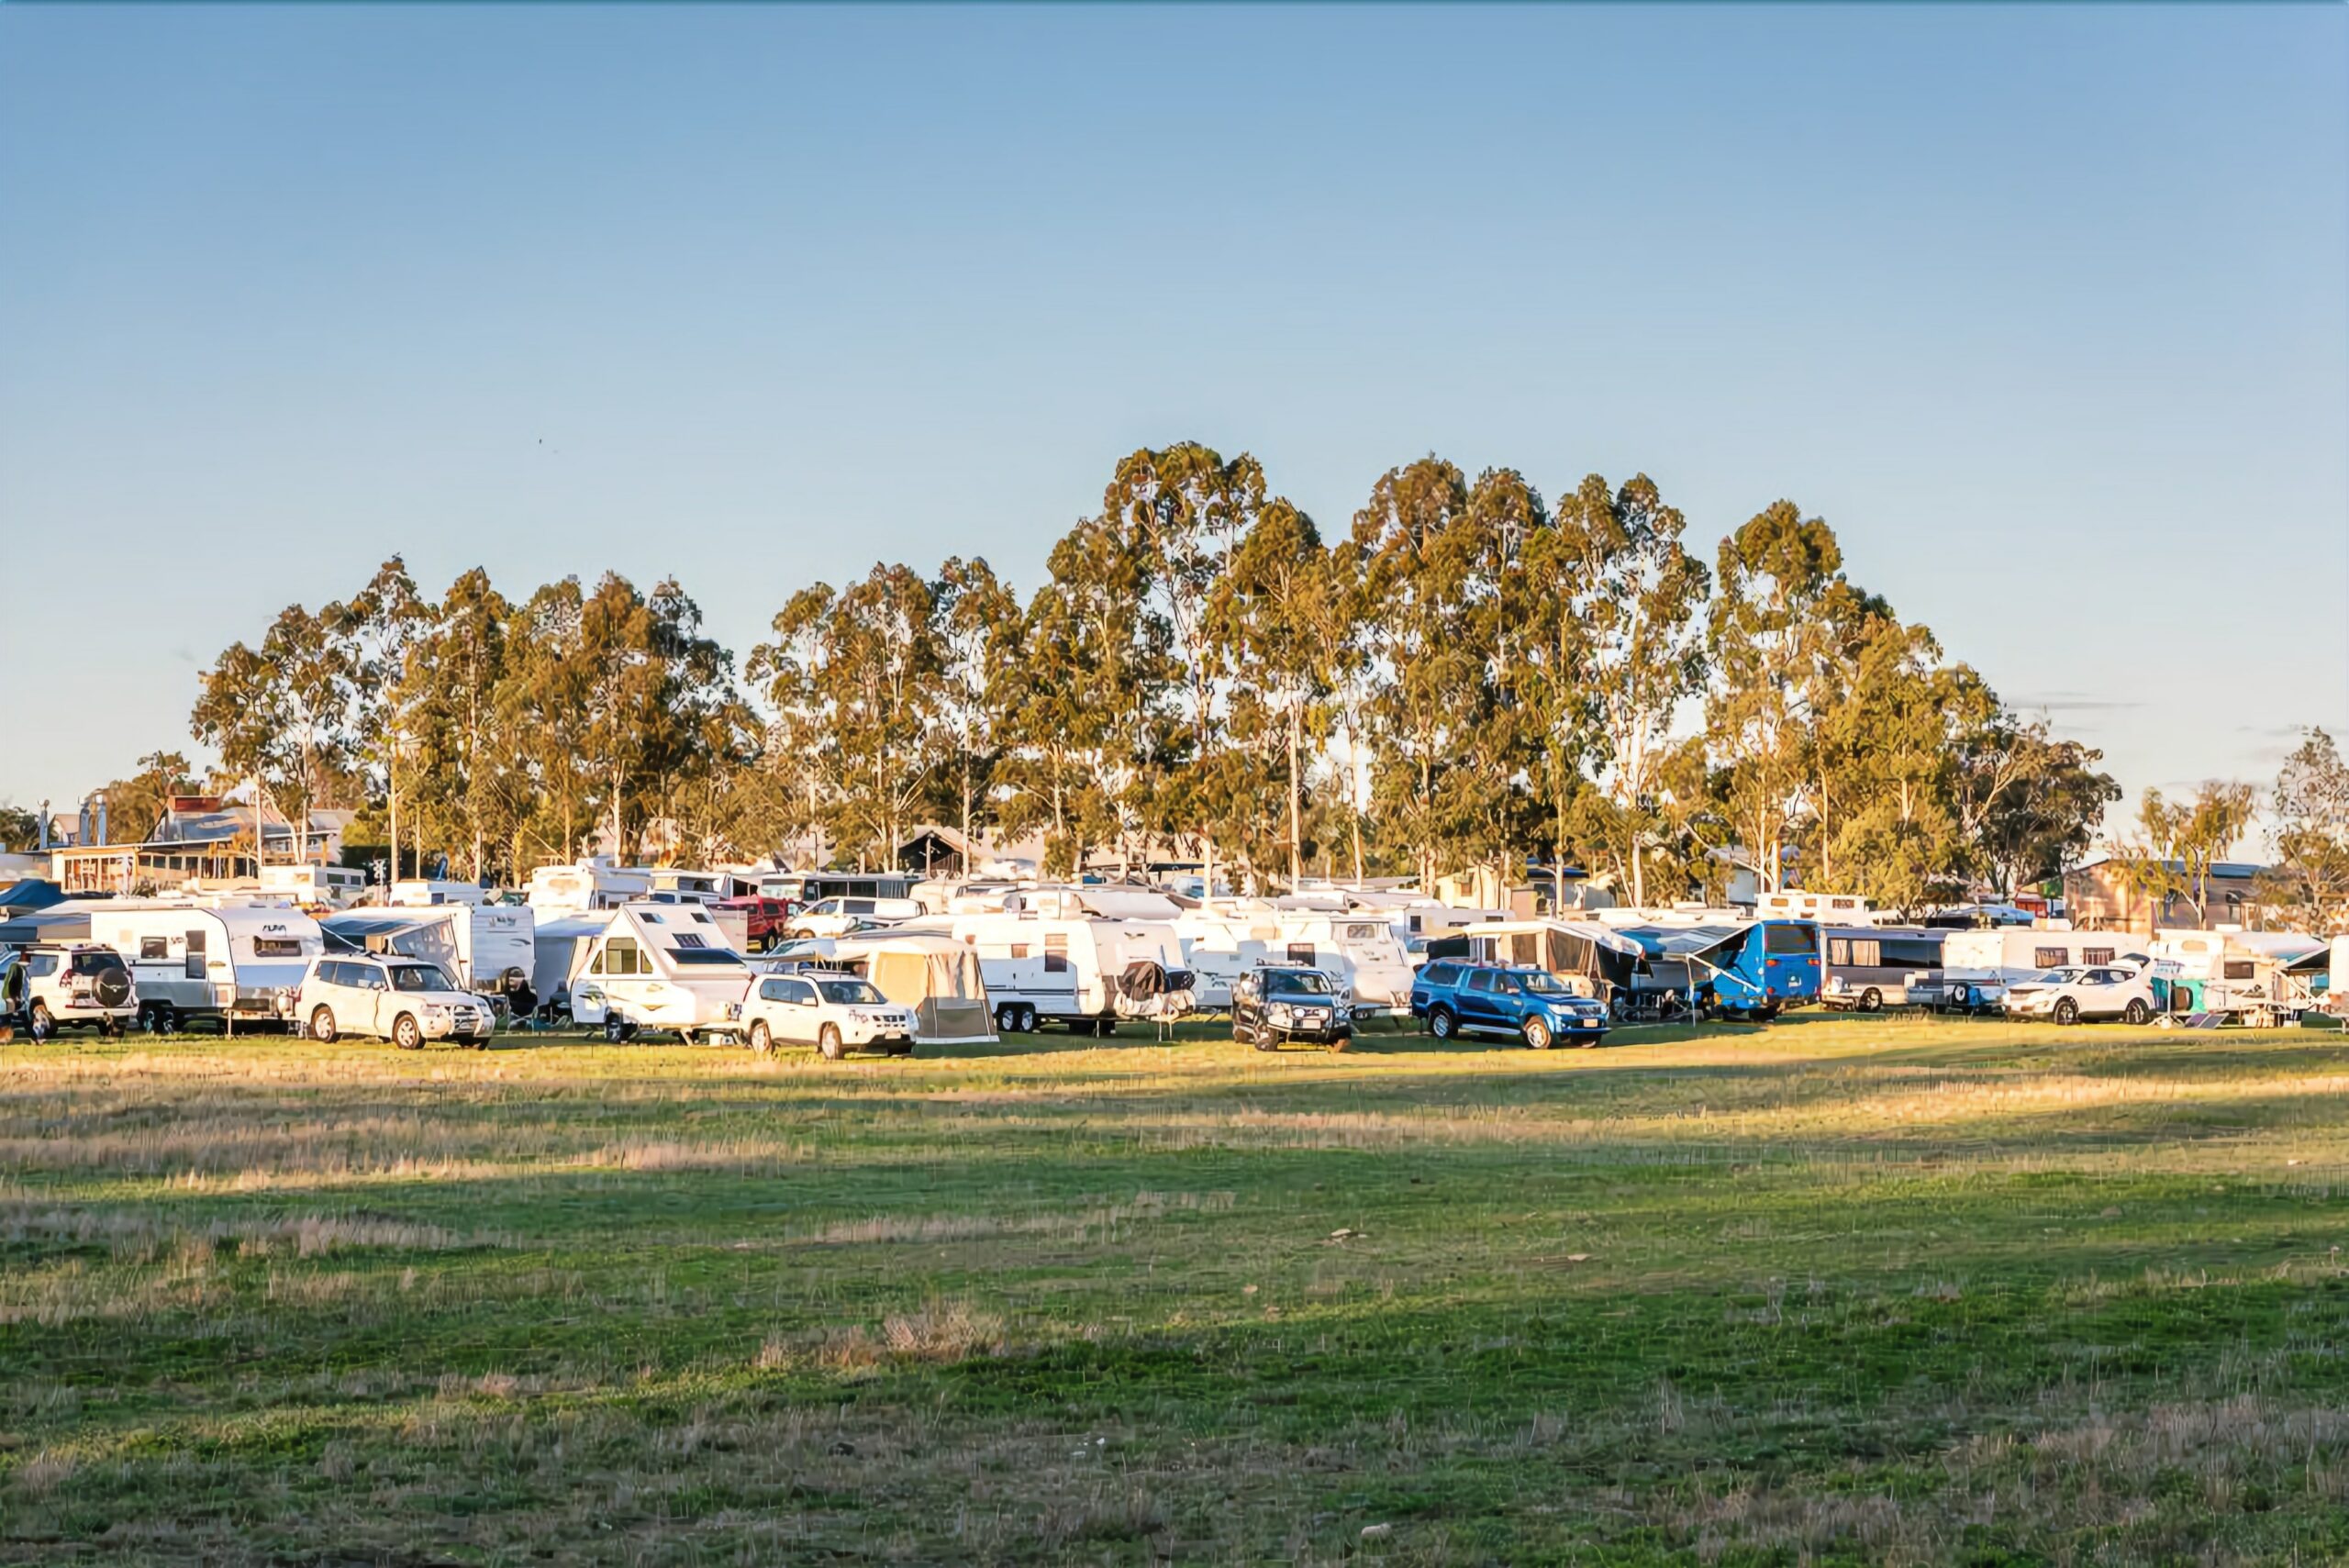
top-left (95, 969), bottom-right (132, 1007)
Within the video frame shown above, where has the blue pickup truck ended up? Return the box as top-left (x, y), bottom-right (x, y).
top-left (1410, 962), bottom-right (1611, 1049)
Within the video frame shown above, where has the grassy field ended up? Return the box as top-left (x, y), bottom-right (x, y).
top-left (5, 1012), bottom-right (2348, 1565)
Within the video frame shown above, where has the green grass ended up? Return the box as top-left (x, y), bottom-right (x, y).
top-left (5, 1011), bottom-right (2348, 1564)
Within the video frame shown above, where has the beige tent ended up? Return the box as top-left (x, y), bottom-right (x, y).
top-left (778, 932), bottom-right (998, 1046)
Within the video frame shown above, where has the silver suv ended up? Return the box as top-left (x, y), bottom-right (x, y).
top-left (1, 944), bottom-right (139, 1040)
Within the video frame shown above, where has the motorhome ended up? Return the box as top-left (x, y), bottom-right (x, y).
top-left (1614, 918), bottom-right (1821, 1019)
top-left (1174, 902), bottom-right (1418, 1013)
top-left (568, 902), bottom-right (754, 1043)
top-left (324, 902), bottom-right (539, 1017)
top-left (1819, 926), bottom-right (1949, 1011)
top-left (75, 900), bottom-right (326, 1034)
top-left (1419, 918), bottom-right (1644, 1003)
top-left (901, 892), bottom-right (1192, 1033)
top-left (760, 872), bottom-right (914, 905)
top-left (526, 859), bottom-right (652, 916)
top-left (763, 930), bottom-right (997, 1046)
top-left (258, 863), bottom-right (371, 910)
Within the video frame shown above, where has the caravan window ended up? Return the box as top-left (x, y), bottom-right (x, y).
top-left (1043, 935), bottom-right (1069, 973)
top-left (1288, 942), bottom-right (1317, 965)
top-left (2033, 947), bottom-right (2069, 969)
top-left (251, 938), bottom-right (304, 958)
top-left (674, 933), bottom-right (707, 950)
top-left (2223, 960), bottom-right (2255, 981)
top-left (139, 938), bottom-right (169, 961)
top-left (1343, 923), bottom-right (1385, 942)
top-left (2082, 947), bottom-right (2114, 966)
top-left (601, 939), bottom-right (643, 976)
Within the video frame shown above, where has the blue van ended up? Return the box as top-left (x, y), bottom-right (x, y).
top-left (1617, 920), bottom-right (1820, 1020)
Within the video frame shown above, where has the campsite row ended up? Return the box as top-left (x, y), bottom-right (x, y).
top-left (6, 862), bottom-right (2342, 1050)
top-left (1, 863), bottom-right (2342, 1050)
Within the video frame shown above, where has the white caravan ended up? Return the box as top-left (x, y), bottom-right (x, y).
top-left (2150, 929), bottom-right (2330, 1023)
top-left (324, 903), bottom-right (539, 1017)
top-left (1753, 891), bottom-right (1881, 927)
top-left (527, 859), bottom-right (652, 916)
top-left (647, 868), bottom-right (732, 903)
top-left (902, 895), bottom-right (1192, 1033)
top-left (388, 880), bottom-right (488, 907)
top-left (77, 900), bottom-right (326, 1033)
top-left (1939, 927), bottom-right (2149, 1007)
top-left (1173, 903), bottom-right (1417, 1014)
top-left (258, 863), bottom-right (370, 910)
top-left (567, 902), bottom-right (753, 1042)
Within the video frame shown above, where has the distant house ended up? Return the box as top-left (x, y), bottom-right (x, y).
top-left (50, 794), bottom-right (346, 895)
top-left (2061, 851), bottom-right (2269, 933)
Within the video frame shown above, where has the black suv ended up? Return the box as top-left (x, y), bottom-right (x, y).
top-left (1232, 966), bottom-right (1352, 1051)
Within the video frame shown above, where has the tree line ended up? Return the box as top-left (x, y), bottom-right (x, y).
top-left (18, 442), bottom-right (2341, 922)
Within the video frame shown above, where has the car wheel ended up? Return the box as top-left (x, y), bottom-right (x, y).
top-left (2053, 998), bottom-right (2079, 1027)
top-left (1860, 988), bottom-right (1882, 1014)
top-left (1017, 1006), bottom-right (1037, 1034)
top-left (818, 1024), bottom-right (844, 1061)
top-left (1429, 1006), bottom-right (1456, 1040)
top-left (1523, 1017), bottom-right (1553, 1051)
top-left (2124, 998), bottom-right (2150, 1026)
top-left (28, 1002), bottom-right (54, 1041)
top-left (749, 1019), bottom-right (773, 1054)
top-left (392, 1013), bottom-right (422, 1051)
top-left (309, 1006), bottom-right (338, 1044)
top-left (604, 1015), bottom-right (630, 1044)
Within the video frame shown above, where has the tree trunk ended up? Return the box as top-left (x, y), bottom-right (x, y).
top-left (1286, 704), bottom-right (1304, 890)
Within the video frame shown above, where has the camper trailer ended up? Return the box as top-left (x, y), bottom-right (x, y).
top-left (567, 902), bottom-right (754, 1042)
top-left (1173, 903), bottom-right (1416, 1013)
top-left (903, 892), bottom-right (1192, 1033)
top-left (77, 900), bottom-right (326, 1033)
top-left (324, 903), bottom-right (538, 1017)
top-left (1939, 927), bottom-right (2149, 1009)
top-left (764, 931), bottom-right (997, 1047)
top-left (1419, 918), bottom-right (1644, 1003)
top-left (1753, 891), bottom-right (1882, 928)
top-left (526, 860), bottom-right (652, 916)
top-left (387, 880), bottom-right (488, 907)
top-left (258, 863), bottom-right (370, 910)
top-left (2149, 929), bottom-right (2330, 1024)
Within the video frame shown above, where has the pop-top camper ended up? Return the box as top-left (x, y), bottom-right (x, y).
top-left (567, 902), bottom-right (753, 1042)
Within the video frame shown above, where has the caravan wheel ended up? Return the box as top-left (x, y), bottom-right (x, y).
top-left (604, 1015), bottom-right (631, 1044)
top-left (996, 1006), bottom-right (1019, 1034)
top-left (1016, 1006), bottom-right (1037, 1034)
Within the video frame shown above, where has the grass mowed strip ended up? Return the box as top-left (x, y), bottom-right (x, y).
top-left (4, 1014), bottom-right (2347, 1564)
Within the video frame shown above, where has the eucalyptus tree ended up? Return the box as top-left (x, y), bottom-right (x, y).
top-left (192, 599), bottom-right (364, 862)
top-left (929, 555), bottom-right (1024, 859)
top-left (1353, 456), bottom-right (1475, 890)
top-left (1208, 498), bottom-right (1329, 887)
top-left (2262, 729), bottom-right (2349, 929)
top-left (1540, 473), bottom-right (1711, 905)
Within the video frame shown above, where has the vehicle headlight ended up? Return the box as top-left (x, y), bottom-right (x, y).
top-left (424, 1003), bottom-right (451, 1018)
top-left (1266, 1003), bottom-right (1295, 1025)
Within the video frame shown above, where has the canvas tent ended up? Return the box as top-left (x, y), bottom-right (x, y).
top-left (768, 932), bottom-right (997, 1046)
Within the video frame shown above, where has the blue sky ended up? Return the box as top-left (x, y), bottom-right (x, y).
top-left (2, 6), bottom-right (2343, 834)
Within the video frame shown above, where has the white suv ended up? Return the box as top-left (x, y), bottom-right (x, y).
top-left (2002, 963), bottom-right (2161, 1026)
top-left (741, 969), bottom-right (915, 1059)
top-left (2, 944), bottom-right (139, 1040)
top-left (299, 954), bottom-right (494, 1049)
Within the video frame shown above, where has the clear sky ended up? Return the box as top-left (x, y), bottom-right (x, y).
top-left (2, 5), bottom-right (2343, 834)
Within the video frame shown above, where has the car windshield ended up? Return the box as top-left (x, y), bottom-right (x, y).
top-left (1269, 971), bottom-right (1331, 995)
top-left (1517, 972), bottom-right (1571, 995)
top-left (389, 964), bottom-right (456, 993)
top-left (818, 980), bottom-right (884, 1005)
top-left (2027, 969), bottom-right (2082, 985)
